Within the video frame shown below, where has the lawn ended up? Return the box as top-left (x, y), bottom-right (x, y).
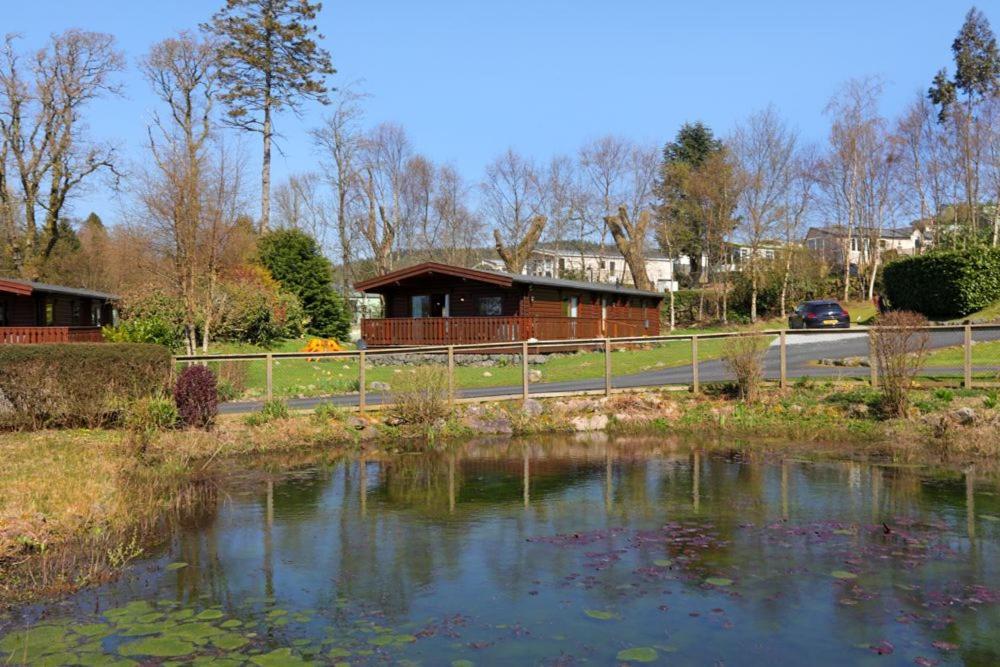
top-left (924, 339), bottom-right (1000, 368)
top-left (194, 335), bottom-right (750, 400)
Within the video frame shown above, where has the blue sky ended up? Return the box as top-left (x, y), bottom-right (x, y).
top-left (6, 0), bottom-right (999, 225)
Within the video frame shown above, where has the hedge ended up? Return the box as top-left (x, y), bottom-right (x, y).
top-left (882, 248), bottom-right (1000, 319)
top-left (0, 343), bottom-right (173, 430)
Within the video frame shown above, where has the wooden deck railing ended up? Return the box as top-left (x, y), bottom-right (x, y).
top-left (0, 326), bottom-right (104, 344)
top-left (360, 316), bottom-right (651, 346)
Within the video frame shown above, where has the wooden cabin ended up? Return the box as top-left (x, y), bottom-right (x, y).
top-left (355, 262), bottom-right (664, 347)
top-left (0, 278), bottom-right (116, 344)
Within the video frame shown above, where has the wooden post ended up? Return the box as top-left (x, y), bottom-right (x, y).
top-left (604, 338), bottom-right (612, 396)
top-left (265, 353), bottom-right (273, 402)
top-left (779, 330), bottom-right (787, 390)
top-left (447, 346), bottom-right (456, 402)
top-left (358, 350), bottom-right (367, 413)
top-left (521, 340), bottom-right (530, 403)
top-left (964, 324), bottom-right (973, 390)
top-left (691, 335), bottom-right (700, 393)
top-left (868, 333), bottom-right (878, 388)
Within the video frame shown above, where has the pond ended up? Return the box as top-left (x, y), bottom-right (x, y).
top-left (3, 435), bottom-right (1000, 666)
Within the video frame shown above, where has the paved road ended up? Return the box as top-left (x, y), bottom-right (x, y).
top-left (220, 328), bottom-right (1000, 414)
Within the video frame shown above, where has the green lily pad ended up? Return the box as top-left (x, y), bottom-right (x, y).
top-left (327, 647), bottom-right (351, 658)
top-left (980, 514), bottom-right (1000, 522)
top-left (195, 609), bottom-right (224, 621)
top-left (250, 648), bottom-right (314, 666)
top-left (705, 577), bottom-right (733, 586)
top-left (831, 570), bottom-right (857, 580)
top-left (165, 562), bottom-right (189, 571)
top-left (71, 623), bottom-right (112, 638)
top-left (118, 637), bottom-right (197, 658)
top-left (212, 633), bottom-right (248, 651)
top-left (584, 609), bottom-right (618, 620)
top-left (220, 619), bottom-right (243, 629)
top-left (653, 559), bottom-right (672, 567)
top-left (451, 661), bottom-right (475, 667)
top-left (617, 647), bottom-right (658, 662)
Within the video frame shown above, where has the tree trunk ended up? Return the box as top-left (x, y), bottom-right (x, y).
top-left (260, 101), bottom-right (272, 233)
top-left (668, 288), bottom-right (675, 332)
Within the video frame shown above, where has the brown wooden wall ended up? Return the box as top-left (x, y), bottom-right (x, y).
top-left (0, 294), bottom-right (110, 327)
top-left (381, 278), bottom-right (525, 318)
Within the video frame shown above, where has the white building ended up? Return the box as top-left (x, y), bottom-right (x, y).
top-left (478, 244), bottom-right (680, 292)
top-left (805, 225), bottom-right (926, 266)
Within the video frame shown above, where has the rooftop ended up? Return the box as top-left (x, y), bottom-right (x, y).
top-left (0, 278), bottom-right (118, 301)
top-left (355, 262), bottom-right (665, 299)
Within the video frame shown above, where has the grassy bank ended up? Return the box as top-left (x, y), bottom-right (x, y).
top-left (2, 377), bottom-right (998, 609)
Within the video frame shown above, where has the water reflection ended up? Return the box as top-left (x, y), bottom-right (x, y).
top-left (5, 435), bottom-right (1000, 666)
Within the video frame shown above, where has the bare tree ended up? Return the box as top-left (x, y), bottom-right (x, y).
top-left (311, 86), bottom-right (368, 291)
top-left (432, 164), bottom-right (482, 266)
top-left (778, 149), bottom-right (815, 318)
top-left (731, 107), bottom-right (797, 322)
top-left (137, 33), bottom-right (244, 353)
top-left (0, 30), bottom-right (124, 279)
top-left (482, 148), bottom-right (547, 273)
top-left (355, 122), bottom-right (411, 276)
top-left (273, 172), bottom-right (331, 247)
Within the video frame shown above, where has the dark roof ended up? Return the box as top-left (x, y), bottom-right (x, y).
top-left (355, 262), bottom-right (665, 299)
top-left (806, 225), bottom-right (916, 240)
top-left (0, 278), bottom-right (117, 301)
top-left (533, 242), bottom-right (674, 260)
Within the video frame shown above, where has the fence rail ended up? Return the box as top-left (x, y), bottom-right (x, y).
top-left (0, 326), bottom-right (104, 344)
top-left (174, 323), bottom-right (1000, 413)
top-left (360, 315), bottom-right (652, 346)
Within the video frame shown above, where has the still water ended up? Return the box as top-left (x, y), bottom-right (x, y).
top-left (3, 435), bottom-right (1000, 666)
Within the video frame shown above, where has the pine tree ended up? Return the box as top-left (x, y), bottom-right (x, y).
top-left (204, 0), bottom-right (335, 232)
top-left (257, 229), bottom-right (351, 340)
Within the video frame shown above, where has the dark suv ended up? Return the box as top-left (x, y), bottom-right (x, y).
top-left (788, 300), bottom-right (851, 329)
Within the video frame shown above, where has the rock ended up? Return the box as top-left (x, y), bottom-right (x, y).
top-left (528, 369), bottom-right (543, 383)
top-left (462, 413), bottom-right (513, 435)
top-left (370, 381), bottom-right (391, 392)
top-left (346, 415), bottom-right (367, 431)
top-left (847, 403), bottom-right (870, 418)
top-left (571, 414), bottom-right (609, 431)
top-left (954, 406), bottom-right (977, 425)
top-left (520, 398), bottom-right (544, 418)
top-left (482, 371), bottom-right (492, 377)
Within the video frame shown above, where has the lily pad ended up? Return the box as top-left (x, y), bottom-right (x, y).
top-left (705, 577), bottom-right (733, 587)
top-left (212, 633), bottom-right (248, 651)
top-left (327, 648), bottom-right (351, 658)
top-left (617, 647), bottom-right (658, 662)
top-left (195, 609), bottom-right (224, 621)
top-left (165, 562), bottom-right (189, 571)
top-left (980, 514), bottom-right (1000, 522)
top-left (831, 570), bottom-right (858, 580)
top-left (653, 559), bottom-right (672, 567)
top-left (250, 648), bottom-right (314, 666)
top-left (118, 637), bottom-right (197, 658)
top-left (584, 609), bottom-right (618, 620)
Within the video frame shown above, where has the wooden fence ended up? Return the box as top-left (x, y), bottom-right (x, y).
top-left (0, 326), bottom-right (104, 344)
top-left (175, 323), bottom-right (1000, 413)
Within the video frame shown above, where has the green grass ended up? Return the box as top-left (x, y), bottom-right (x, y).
top-left (190, 335), bottom-right (758, 400)
top-left (925, 339), bottom-right (1000, 368)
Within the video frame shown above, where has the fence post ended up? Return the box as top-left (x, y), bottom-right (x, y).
top-left (358, 350), bottom-right (367, 414)
top-left (964, 324), bottom-right (973, 390)
top-left (604, 338), bottom-right (612, 396)
top-left (691, 335), bottom-right (700, 393)
top-left (265, 353), bottom-right (273, 402)
top-left (447, 345), bottom-right (456, 402)
top-left (779, 330), bottom-right (787, 390)
top-left (868, 332), bottom-right (878, 388)
top-left (521, 340), bottom-right (530, 403)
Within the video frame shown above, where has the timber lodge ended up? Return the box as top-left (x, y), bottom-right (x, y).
top-left (355, 262), bottom-right (664, 347)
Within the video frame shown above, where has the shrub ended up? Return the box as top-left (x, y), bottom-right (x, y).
top-left (126, 396), bottom-right (180, 431)
top-left (882, 248), bottom-right (1000, 319)
top-left (0, 343), bottom-right (172, 430)
top-left (212, 361), bottom-right (248, 403)
top-left (869, 311), bottom-right (930, 418)
top-left (244, 399), bottom-right (289, 426)
top-left (213, 266), bottom-right (307, 345)
top-left (387, 366), bottom-right (451, 425)
top-left (174, 365), bottom-right (219, 429)
top-left (720, 335), bottom-right (769, 402)
top-left (103, 316), bottom-right (184, 349)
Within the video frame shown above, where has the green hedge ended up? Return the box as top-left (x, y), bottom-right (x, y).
top-left (0, 343), bottom-right (173, 430)
top-left (882, 248), bottom-right (1000, 319)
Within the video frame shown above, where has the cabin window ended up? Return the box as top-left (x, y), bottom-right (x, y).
top-left (563, 295), bottom-right (578, 318)
top-left (71, 301), bottom-right (81, 325)
top-left (477, 296), bottom-right (503, 316)
top-left (91, 302), bottom-right (102, 326)
top-left (610, 261), bottom-right (616, 274)
top-left (558, 257), bottom-right (566, 272)
top-left (44, 300), bottom-right (54, 326)
top-left (411, 295), bottom-right (432, 318)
